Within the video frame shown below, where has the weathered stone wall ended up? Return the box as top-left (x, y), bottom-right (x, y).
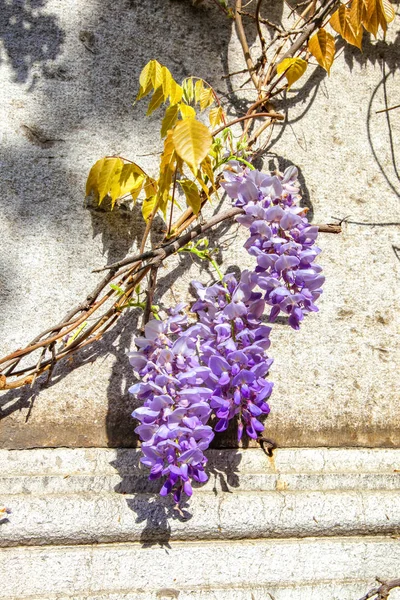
top-left (0, 0), bottom-right (399, 449)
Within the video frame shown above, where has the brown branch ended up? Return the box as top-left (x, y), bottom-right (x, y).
top-left (358, 578), bottom-right (400, 600)
top-left (255, 0), bottom-right (267, 56)
top-left (235, 0), bottom-right (260, 90)
top-left (212, 111), bottom-right (284, 136)
top-left (142, 266), bottom-right (159, 327)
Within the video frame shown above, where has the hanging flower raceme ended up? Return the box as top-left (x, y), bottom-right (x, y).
top-left (221, 163), bottom-right (325, 330)
top-left (130, 162), bottom-right (324, 503)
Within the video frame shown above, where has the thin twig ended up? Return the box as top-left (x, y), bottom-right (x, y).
top-left (142, 266), bottom-right (159, 326)
top-left (213, 111), bottom-right (283, 136)
top-left (358, 578), bottom-right (400, 600)
top-left (235, 0), bottom-right (260, 90)
top-left (376, 103), bottom-right (400, 114)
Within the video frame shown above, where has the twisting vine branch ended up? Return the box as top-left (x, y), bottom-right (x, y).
top-left (3, 0), bottom-right (387, 392)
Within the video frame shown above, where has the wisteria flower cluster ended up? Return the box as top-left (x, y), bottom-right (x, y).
top-left (129, 163), bottom-right (324, 503)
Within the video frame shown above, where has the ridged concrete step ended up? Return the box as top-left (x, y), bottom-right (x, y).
top-left (1, 538), bottom-right (400, 600)
top-left (1, 447), bottom-right (400, 546)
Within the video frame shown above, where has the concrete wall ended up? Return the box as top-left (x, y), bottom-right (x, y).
top-left (0, 0), bottom-right (399, 449)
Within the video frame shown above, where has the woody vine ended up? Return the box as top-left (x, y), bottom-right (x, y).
top-left (0, 0), bottom-right (396, 500)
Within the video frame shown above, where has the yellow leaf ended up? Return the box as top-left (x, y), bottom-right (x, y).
top-left (276, 57), bottom-right (307, 89)
top-left (161, 104), bottom-right (179, 137)
top-left (169, 79), bottom-right (183, 105)
top-left (201, 155), bottom-right (215, 187)
top-left (142, 195), bottom-right (157, 222)
top-left (330, 6), bottom-right (363, 49)
top-left (182, 78), bottom-right (194, 104)
top-left (161, 66), bottom-right (172, 99)
top-left (172, 118), bottom-right (212, 175)
top-left (179, 103), bottom-right (196, 119)
top-left (136, 60), bottom-right (156, 102)
top-left (97, 157), bottom-right (124, 205)
top-left (86, 157), bottom-right (105, 196)
top-left (195, 171), bottom-right (211, 199)
top-left (379, 0), bottom-right (395, 22)
top-left (308, 28), bottom-right (336, 75)
top-left (349, 0), bottom-right (367, 34)
top-left (194, 79), bottom-right (204, 104)
top-left (151, 60), bottom-right (163, 89)
top-left (144, 177), bottom-right (158, 199)
top-left (200, 87), bottom-right (214, 111)
top-left (179, 179), bottom-right (202, 214)
top-left (119, 164), bottom-right (145, 201)
top-left (146, 85), bottom-right (165, 116)
top-left (209, 106), bottom-right (224, 129)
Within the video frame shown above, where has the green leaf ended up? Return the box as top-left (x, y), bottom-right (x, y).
top-left (161, 104), bottom-right (179, 137)
top-left (172, 118), bottom-right (212, 175)
top-left (276, 57), bottom-right (307, 89)
top-left (179, 179), bottom-right (202, 214)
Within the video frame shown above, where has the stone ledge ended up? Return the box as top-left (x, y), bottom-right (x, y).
top-left (1, 448), bottom-right (400, 547)
top-left (1, 538), bottom-right (400, 600)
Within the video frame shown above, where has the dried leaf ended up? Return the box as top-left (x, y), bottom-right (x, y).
top-left (276, 57), bottom-right (307, 89)
top-left (179, 179), bottom-right (202, 214)
top-left (172, 118), bottom-right (212, 175)
top-left (308, 28), bottom-right (336, 75)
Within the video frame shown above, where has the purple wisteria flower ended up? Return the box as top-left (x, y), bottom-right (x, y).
top-left (130, 161), bottom-right (324, 503)
top-left (222, 162), bottom-right (325, 329)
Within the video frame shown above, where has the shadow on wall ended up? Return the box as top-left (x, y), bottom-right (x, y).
top-left (0, 0), bottom-right (65, 83)
top-left (0, 0), bottom-right (399, 537)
